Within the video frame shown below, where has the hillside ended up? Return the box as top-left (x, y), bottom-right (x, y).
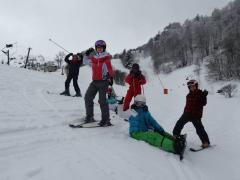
top-left (0, 60), bottom-right (240, 180)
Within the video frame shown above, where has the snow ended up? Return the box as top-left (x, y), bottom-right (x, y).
top-left (0, 58), bottom-right (240, 180)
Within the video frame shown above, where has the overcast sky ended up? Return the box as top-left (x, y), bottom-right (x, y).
top-left (0, 0), bottom-right (232, 59)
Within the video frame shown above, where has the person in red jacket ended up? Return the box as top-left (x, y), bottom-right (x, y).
top-left (83, 40), bottom-right (114, 126)
top-left (173, 79), bottom-right (210, 148)
top-left (123, 63), bottom-right (146, 111)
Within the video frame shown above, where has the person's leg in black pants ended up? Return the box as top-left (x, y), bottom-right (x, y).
top-left (173, 115), bottom-right (190, 137)
top-left (191, 119), bottom-right (210, 144)
top-left (84, 81), bottom-right (98, 121)
top-left (72, 75), bottom-right (81, 96)
top-left (60, 74), bottom-right (72, 96)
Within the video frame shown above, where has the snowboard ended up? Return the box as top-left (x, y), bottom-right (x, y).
top-left (189, 144), bottom-right (216, 152)
top-left (69, 121), bottom-right (113, 128)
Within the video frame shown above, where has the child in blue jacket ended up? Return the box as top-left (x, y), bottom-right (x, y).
top-left (128, 95), bottom-right (186, 158)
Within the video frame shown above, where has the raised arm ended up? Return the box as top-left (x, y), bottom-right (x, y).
top-left (64, 53), bottom-right (73, 64)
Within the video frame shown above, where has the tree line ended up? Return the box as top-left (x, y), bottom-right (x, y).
top-left (117, 0), bottom-right (240, 81)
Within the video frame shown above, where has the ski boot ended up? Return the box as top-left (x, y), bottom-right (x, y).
top-left (98, 120), bottom-right (112, 127)
top-left (201, 142), bottom-right (210, 148)
top-left (60, 90), bottom-right (70, 96)
top-left (174, 134), bottom-right (187, 160)
top-left (73, 92), bottom-right (82, 97)
top-left (84, 116), bottom-right (96, 123)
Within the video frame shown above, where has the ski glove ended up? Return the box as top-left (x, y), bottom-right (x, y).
top-left (108, 77), bottom-right (114, 86)
top-left (203, 90), bottom-right (208, 97)
top-left (85, 48), bottom-right (95, 56)
top-left (201, 90), bottom-right (208, 106)
top-left (77, 53), bottom-right (83, 60)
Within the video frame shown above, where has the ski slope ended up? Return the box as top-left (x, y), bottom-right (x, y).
top-left (0, 60), bottom-right (240, 180)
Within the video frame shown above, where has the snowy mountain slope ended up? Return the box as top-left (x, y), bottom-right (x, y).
top-left (0, 61), bottom-right (240, 180)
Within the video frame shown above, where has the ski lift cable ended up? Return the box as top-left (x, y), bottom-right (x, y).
top-left (157, 74), bottom-right (165, 89)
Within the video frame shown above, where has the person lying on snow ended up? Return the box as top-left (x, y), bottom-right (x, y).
top-left (128, 95), bottom-right (186, 157)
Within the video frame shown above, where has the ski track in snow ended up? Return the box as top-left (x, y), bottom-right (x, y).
top-left (0, 64), bottom-right (240, 180)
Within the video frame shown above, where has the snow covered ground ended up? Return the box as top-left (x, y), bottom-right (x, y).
top-left (0, 59), bottom-right (240, 180)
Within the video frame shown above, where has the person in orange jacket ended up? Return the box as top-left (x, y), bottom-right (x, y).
top-left (123, 63), bottom-right (146, 111)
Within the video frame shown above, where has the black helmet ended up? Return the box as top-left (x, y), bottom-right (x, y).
top-left (131, 63), bottom-right (140, 71)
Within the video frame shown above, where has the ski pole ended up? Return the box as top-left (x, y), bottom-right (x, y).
top-left (141, 85), bottom-right (145, 95)
top-left (48, 38), bottom-right (70, 53)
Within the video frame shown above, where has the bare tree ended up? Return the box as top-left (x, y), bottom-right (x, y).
top-left (218, 84), bottom-right (237, 98)
top-left (37, 55), bottom-right (45, 64)
top-left (55, 51), bottom-right (65, 69)
top-left (113, 69), bottom-right (126, 86)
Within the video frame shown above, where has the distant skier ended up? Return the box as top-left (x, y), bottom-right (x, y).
top-left (123, 63), bottom-right (146, 111)
top-left (63, 64), bottom-right (69, 77)
top-left (173, 79), bottom-right (210, 148)
top-left (106, 86), bottom-right (118, 113)
top-left (60, 53), bottom-right (83, 97)
top-left (128, 95), bottom-right (186, 159)
top-left (83, 40), bottom-right (114, 126)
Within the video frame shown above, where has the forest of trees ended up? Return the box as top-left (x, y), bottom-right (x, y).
top-left (118, 0), bottom-right (240, 81)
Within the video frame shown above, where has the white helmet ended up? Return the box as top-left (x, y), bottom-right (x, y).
top-left (134, 95), bottom-right (146, 105)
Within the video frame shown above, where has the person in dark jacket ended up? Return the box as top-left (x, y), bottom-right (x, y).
top-left (173, 79), bottom-right (210, 148)
top-left (123, 63), bottom-right (146, 111)
top-left (60, 53), bottom-right (83, 97)
top-left (128, 95), bottom-right (186, 157)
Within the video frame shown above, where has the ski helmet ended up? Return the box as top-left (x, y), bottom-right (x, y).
top-left (130, 63), bottom-right (140, 75)
top-left (95, 40), bottom-right (106, 51)
top-left (187, 79), bottom-right (198, 88)
top-left (134, 95), bottom-right (146, 106)
top-left (131, 63), bottom-right (140, 71)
